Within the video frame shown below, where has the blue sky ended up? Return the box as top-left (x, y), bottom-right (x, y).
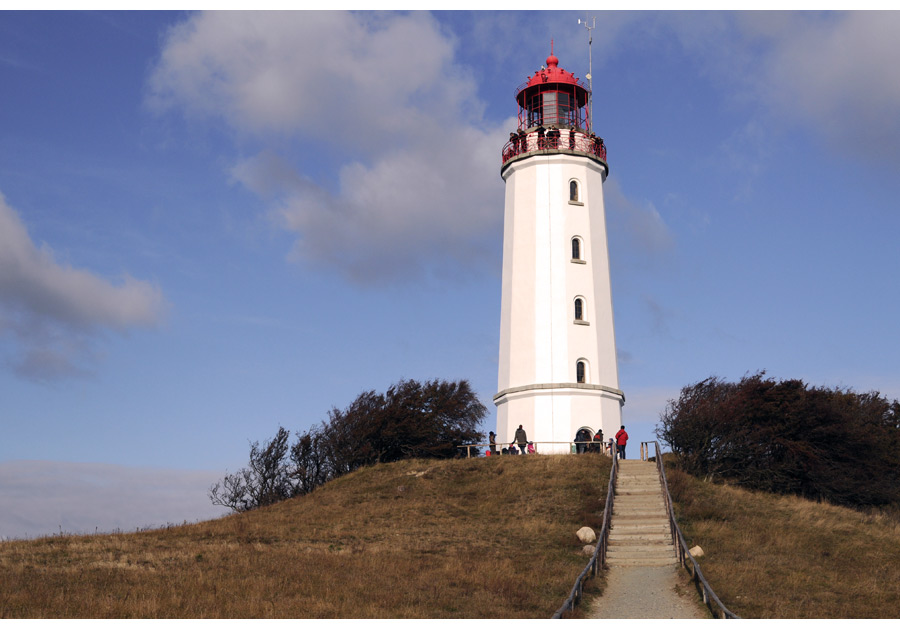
top-left (2, 10), bottom-right (900, 539)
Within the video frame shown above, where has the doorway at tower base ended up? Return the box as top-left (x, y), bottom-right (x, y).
top-left (494, 384), bottom-right (624, 455)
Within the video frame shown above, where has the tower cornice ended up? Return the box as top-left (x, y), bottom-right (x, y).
top-left (494, 382), bottom-right (626, 404)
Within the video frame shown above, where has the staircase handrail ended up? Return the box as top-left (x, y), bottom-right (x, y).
top-left (551, 451), bottom-right (618, 618)
top-left (642, 440), bottom-right (740, 619)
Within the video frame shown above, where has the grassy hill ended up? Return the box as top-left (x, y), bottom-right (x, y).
top-left (0, 455), bottom-right (610, 619)
top-left (667, 465), bottom-right (900, 618)
top-left (5, 453), bottom-right (899, 619)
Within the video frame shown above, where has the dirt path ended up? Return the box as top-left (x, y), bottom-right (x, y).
top-left (587, 564), bottom-right (709, 619)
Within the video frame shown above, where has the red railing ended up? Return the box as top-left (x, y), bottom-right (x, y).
top-left (501, 129), bottom-right (607, 167)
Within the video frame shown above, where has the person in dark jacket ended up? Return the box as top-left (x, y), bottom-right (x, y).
top-left (575, 428), bottom-right (591, 454)
top-left (514, 425), bottom-right (528, 454)
top-left (592, 430), bottom-right (605, 454)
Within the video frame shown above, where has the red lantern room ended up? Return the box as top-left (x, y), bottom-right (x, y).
top-left (516, 51), bottom-right (590, 131)
top-left (501, 47), bottom-right (607, 171)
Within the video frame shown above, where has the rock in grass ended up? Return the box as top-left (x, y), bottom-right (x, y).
top-left (576, 526), bottom-right (596, 543)
top-left (689, 545), bottom-right (704, 558)
top-left (582, 544), bottom-right (595, 556)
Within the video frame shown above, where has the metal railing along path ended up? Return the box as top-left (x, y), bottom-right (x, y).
top-left (550, 451), bottom-right (618, 618)
top-left (641, 440), bottom-right (740, 619)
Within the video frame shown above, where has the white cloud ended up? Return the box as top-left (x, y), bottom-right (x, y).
top-left (0, 460), bottom-right (229, 540)
top-left (0, 191), bottom-right (166, 380)
top-left (759, 12), bottom-right (900, 165)
top-left (664, 12), bottom-right (900, 169)
top-left (149, 11), bottom-right (508, 283)
top-left (149, 11), bottom-right (475, 145)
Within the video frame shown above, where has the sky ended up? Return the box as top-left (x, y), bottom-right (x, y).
top-left (2, 9), bottom-right (900, 540)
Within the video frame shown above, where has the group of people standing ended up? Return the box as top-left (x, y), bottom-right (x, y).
top-left (487, 425), bottom-right (535, 456)
top-left (487, 424), bottom-right (630, 458)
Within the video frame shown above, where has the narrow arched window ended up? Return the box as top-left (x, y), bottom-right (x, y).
top-left (571, 237), bottom-right (581, 260)
top-left (576, 360), bottom-right (586, 384)
top-left (574, 297), bottom-right (584, 321)
top-left (569, 180), bottom-right (579, 202)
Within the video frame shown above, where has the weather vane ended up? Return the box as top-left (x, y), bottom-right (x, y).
top-left (578, 15), bottom-right (596, 132)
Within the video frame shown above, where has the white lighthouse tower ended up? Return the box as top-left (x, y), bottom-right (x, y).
top-left (494, 49), bottom-right (624, 454)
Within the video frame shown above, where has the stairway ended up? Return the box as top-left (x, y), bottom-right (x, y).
top-left (606, 459), bottom-right (677, 567)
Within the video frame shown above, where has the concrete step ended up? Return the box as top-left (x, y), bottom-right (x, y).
top-left (610, 521), bottom-right (669, 529)
top-left (606, 549), bottom-right (677, 563)
top-left (615, 498), bottom-right (665, 506)
top-left (611, 520), bottom-right (670, 528)
top-left (612, 532), bottom-right (670, 540)
top-left (613, 503), bottom-right (665, 512)
top-left (609, 541), bottom-right (673, 549)
top-left (613, 500), bottom-right (666, 515)
top-left (609, 534), bottom-right (672, 543)
top-left (606, 556), bottom-right (678, 567)
top-left (611, 521), bottom-right (671, 530)
top-left (614, 497), bottom-right (665, 506)
top-left (615, 504), bottom-right (665, 512)
top-left (608, 533), bottom-right (672, 548)
top-left (607, 548), bottom-right (674, 555)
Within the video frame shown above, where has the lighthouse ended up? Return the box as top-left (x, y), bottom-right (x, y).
top-left (494, 49), bottom-right (624, 454)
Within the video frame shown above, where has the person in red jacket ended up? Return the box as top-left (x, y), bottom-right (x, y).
top-left (615, 425), bottom-right (629, 460)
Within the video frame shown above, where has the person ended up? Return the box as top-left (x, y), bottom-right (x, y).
top-left (547, 126), bottom-right (560, 149)
top-left (575, 428), bottom-right (591, 454)
top-left (592, 430), bottom-right (604, 454)
top-left (615, 425), bottom-right (629, 459)
top-left (508, 444), bottom-right (518, 455)
top-left (489, 431), bottom-right (497, 456)
top-left (514, 424), bottom-right (528, 454)
top-left (527, 441), bottom-right (535, 454)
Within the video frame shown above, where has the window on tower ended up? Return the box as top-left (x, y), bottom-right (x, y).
top-left (558, 92), bottom-right (574, 126)
top-left (576, 360), bottom-right (586, 384)
top-left (574, 297), bottom-right (584, 321)
top-left (569, 180), bottom-right (579, 202)
top-left (571, 237), bottom-right (582, 261)
top-left (543, 92), bottom-right (558, 126)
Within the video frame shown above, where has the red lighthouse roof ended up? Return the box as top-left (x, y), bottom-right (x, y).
top-left (522, 52), bottom-right (582, 90)
top-left (515, 47), bottom-right (590, 112)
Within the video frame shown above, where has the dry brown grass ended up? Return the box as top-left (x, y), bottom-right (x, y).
top-left (667, 465), bottom-right (900, 618)
top-left (0, 454), bottom-right (610, 618)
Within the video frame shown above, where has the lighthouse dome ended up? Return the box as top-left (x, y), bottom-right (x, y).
top-left (521, 52), bottom-right (582, 90)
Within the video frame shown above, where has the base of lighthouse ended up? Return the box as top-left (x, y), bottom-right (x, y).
top-left (494, 384), bottom-right (624, 454)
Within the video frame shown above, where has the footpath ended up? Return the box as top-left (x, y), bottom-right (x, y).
top-left (588, 458), bottom-right (707, 619)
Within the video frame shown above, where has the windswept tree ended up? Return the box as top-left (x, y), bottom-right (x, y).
top-left (209, 427), bottom-right (295, 512)
top-left (211, 378), bottom-right (487, 512)
top-left (319, 379), bottom-right (487, 474)
top-left (656, 372), bottom-right (900, 507)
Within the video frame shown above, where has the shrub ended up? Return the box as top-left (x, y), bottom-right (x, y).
top-left (656, 372), bottom-right (900, 507)
top-left (212, 379), bottom-right (487, 512)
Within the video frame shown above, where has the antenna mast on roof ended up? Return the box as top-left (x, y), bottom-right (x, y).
top-left (578, 15), bottom-right (596, 132)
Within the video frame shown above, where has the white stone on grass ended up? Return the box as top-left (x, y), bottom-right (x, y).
top-left (576, 526), bottom-right (597, 543)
